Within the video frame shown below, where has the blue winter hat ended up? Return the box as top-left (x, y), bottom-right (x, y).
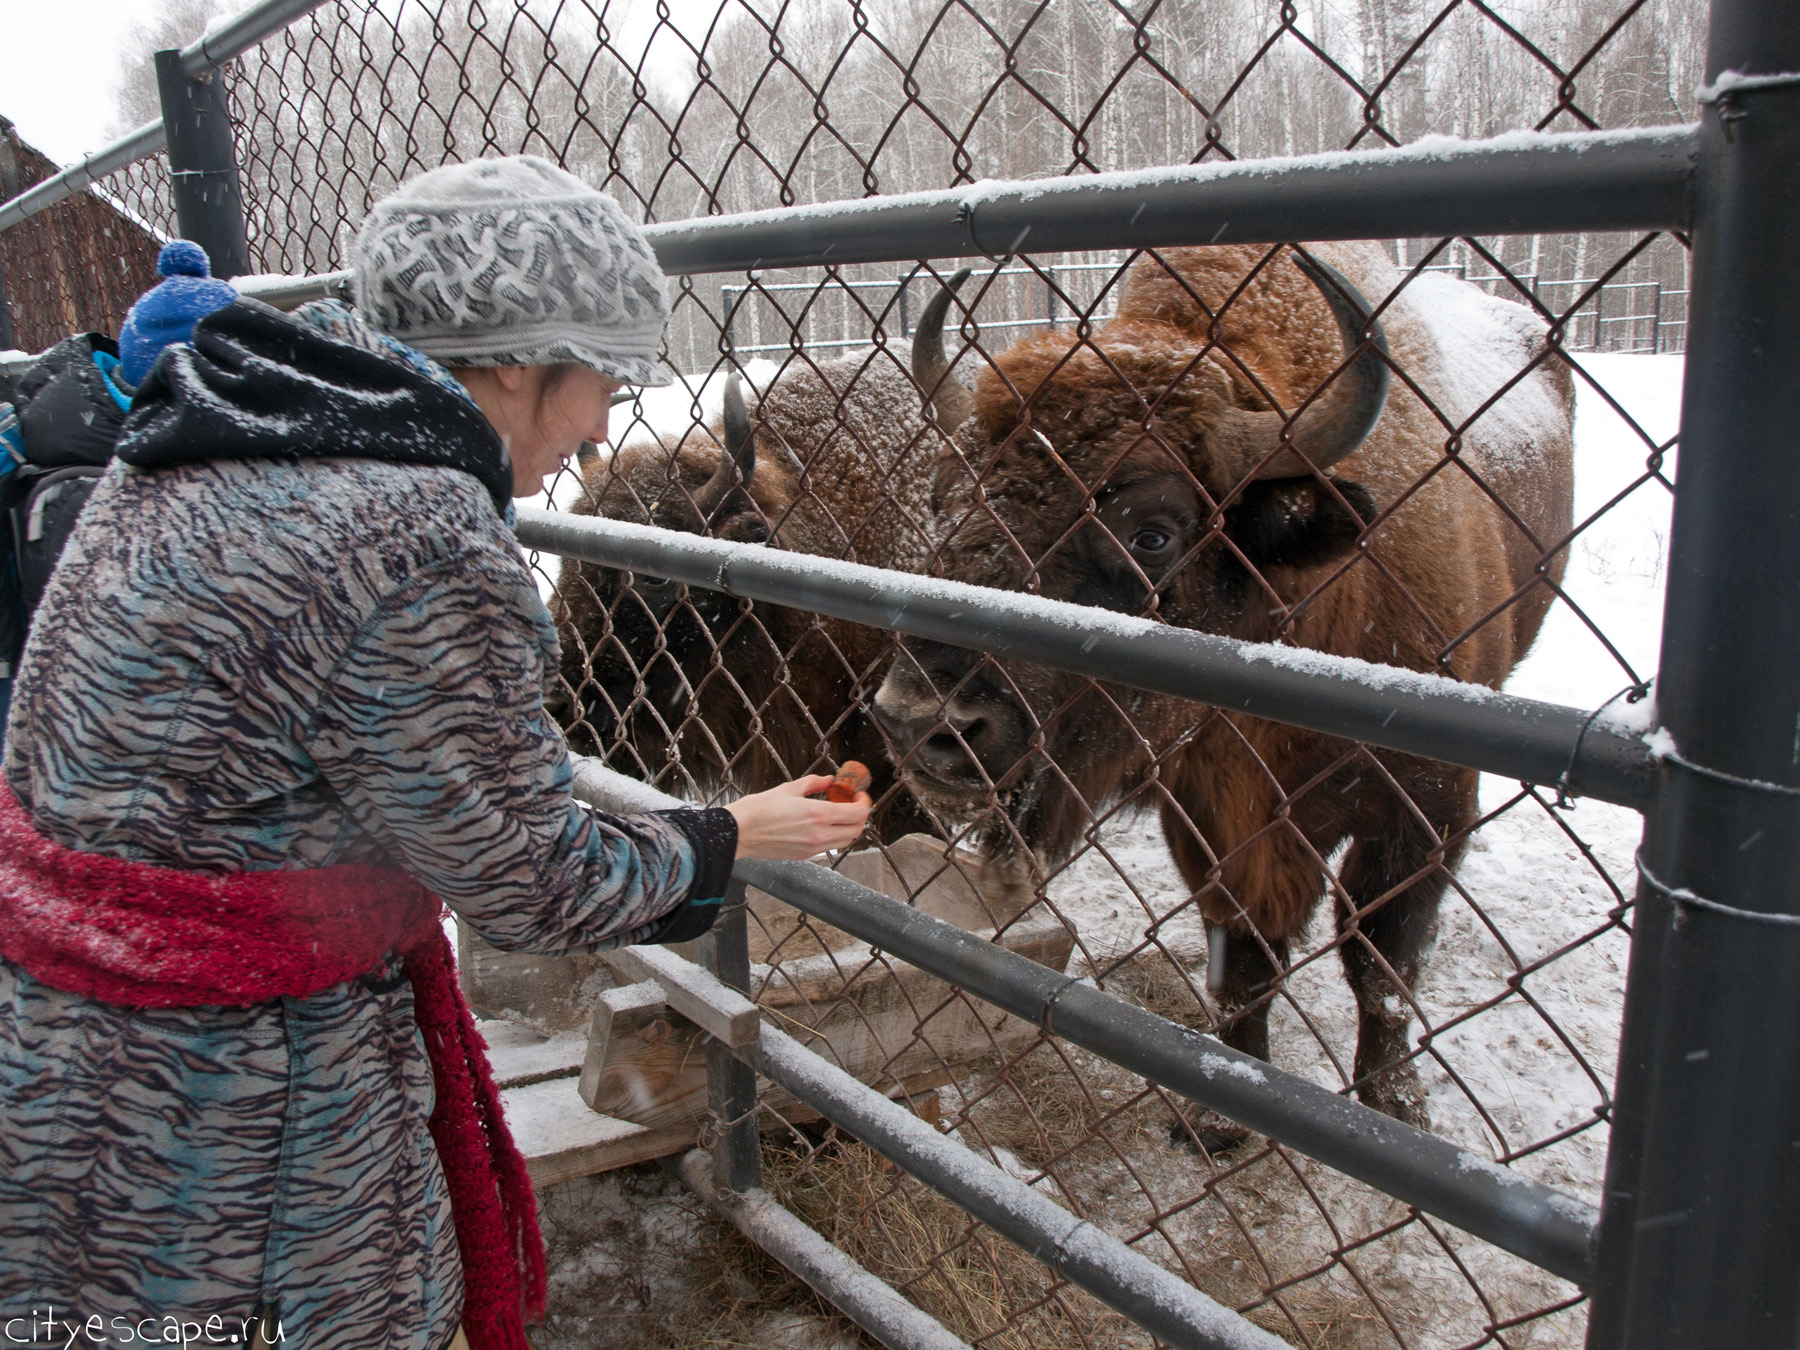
top-left (118, 240), bottom-right (239, 387)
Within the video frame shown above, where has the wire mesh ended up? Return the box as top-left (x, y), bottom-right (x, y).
top-left (0, 123), bottom-right (168, 355)
top-left (545, 233), bottom-right (1666, 1347)
top-left (488, 3), bottom-right (1681, 1340)
top-left (12, 0), bottom-right (1697, 1345)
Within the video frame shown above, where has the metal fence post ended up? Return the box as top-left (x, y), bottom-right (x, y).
top-left (700, 878), bottom-right (763, 1193)
top-left (154, 48), bottom-right (250, 279)
top-left (1585, 2), bottom-right (1800, 1344)
top-left (0, 254), bottom-right (15, 352)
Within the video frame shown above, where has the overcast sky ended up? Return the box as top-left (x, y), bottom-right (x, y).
top-left (4, 0), bottom-right (720, 171)
top-left (5, 0), bottom-right (150, 165)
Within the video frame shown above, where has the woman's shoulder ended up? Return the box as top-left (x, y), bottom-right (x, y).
top-left (92, 454), bottom-right (528, 616)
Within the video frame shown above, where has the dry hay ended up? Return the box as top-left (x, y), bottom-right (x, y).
top-left (533, 1160), bottom-right (870, 1349)
top-left (762, 1124), bottom-right (1143, 1349)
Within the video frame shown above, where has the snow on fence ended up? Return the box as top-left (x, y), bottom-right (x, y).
top-left (8, 2), bottom-right (1799, 1348)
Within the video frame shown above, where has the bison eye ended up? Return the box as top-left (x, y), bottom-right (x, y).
top-left (1130, 527), bottom-right (1174, 555)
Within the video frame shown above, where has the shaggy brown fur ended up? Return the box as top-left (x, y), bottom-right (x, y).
top-left (549, 354), bottom-right (940, 829)
top-left (873, 243), bottom-right (1575, 1131)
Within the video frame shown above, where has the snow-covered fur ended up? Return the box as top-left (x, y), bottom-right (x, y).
top-left (550, 355), bottom-right (939, 830)
top-left (873, 244), bottom-right (1576, 1133)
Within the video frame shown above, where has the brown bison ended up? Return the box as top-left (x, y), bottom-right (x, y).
top-left (549, 277), bottom-right (971, 834)
top-left (871, 244), bottom-right (1574, 1141)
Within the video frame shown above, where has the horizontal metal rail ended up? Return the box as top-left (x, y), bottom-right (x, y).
top-left (670, 1149), bottom-right (976, 1350)
top-left (744, 1022), bottom-right (1290, 1350)
top-left (0, 122), bottom-right (170, 233)
top-left (640, 125), bottom-right (1697, 276)
top-left (178, 0), bottom-right (331, 75)
top-left (0, 0), bottom-right (333, 232)
top-left (522, 510), bottom-right (1660, 810)
top-left (733, 850), bottom-right (1600, 1288)
top-left (99, 123), bottom-right (1693, 346)
top-left (65, 123), bottom-right (1697, 299)
top-left (570, 756), bottom-right (1600, 1288)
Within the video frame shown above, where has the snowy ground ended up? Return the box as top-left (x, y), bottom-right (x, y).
top-left (524, 354), bottom-right (1683, 1347)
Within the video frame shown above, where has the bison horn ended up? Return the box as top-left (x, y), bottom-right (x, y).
top-left (692, 371), bottom-right (757, 525)
top-left (912, 267), bottom-right (975, 434)
top-left (1205, 251), bottom-right (1391, 488)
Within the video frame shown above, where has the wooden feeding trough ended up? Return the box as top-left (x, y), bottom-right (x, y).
top-left (468, 835), bottom-right (1073, 1181)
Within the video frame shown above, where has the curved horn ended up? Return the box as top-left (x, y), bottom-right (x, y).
top-left (912, 267), bottom-right (976, 434)
top-left (691, 371), bottom-right (757, 525)
top-left (1205, 251), bottom-right (1391, 487)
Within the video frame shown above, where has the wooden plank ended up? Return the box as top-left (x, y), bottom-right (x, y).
top-left (601, 943), bottom-right (761, 1046)
top-left (502, 1076), bottom-right (694, 1187)
top-left (480, 1021), bottom-right (588, 1090)
top-left (505, 1071), bottom-right (955, 1187)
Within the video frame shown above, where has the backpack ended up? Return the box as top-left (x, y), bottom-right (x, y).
top-left (0, 332), bottom-right (130, 733)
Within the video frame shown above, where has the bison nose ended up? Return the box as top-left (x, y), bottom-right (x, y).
top-left (871, 676), bottom-right (936, 748)
top-left (874, 666), bottom-right (988, 782)
top-left (925, 704), bottom-right (987, 756)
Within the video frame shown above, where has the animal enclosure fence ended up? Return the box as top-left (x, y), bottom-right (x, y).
top-left (1, 1), bottom-right (1795, 1349)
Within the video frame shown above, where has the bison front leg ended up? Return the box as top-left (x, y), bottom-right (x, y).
top-left (1167, 929), bottom-right (1290, 1155)
top-left (1335, 773), bottom-right (1469, 1131)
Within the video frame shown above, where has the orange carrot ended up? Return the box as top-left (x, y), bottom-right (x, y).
top-left (824, 761), bottom-right (872, 802)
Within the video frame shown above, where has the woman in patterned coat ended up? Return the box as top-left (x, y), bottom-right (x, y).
top-left (0, 158), bottom-right (870, 1350)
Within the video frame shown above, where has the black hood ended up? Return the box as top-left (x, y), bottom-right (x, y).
top-left (116, 299), bottom-right (513, 514)
top-left (14, 332), bottom-right (128, 468)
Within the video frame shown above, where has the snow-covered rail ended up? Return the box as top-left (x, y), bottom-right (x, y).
top-left (521, 507), bottom-right (1660, 811)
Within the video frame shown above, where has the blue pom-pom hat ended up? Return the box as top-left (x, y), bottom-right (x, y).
top-left (118, 241), bottom-right (240, 387)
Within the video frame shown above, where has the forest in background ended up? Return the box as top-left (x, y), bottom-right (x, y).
top-left (108, 0), bottom-right (1705, 366)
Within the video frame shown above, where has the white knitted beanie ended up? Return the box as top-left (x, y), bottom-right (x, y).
top-left (350, 156), bottom-right (672, 387)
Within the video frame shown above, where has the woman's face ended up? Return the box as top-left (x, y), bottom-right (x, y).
top-left (511, 366), bottom-right (622, 498)
top-left (460, 365), bottom-right (621, 498)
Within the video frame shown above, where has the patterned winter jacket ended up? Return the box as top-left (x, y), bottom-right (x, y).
top-left (0, 298), bottom-right (733, 1349)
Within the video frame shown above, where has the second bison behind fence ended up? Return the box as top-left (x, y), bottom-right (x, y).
top-left (548, 276), bottom-right (972, 838)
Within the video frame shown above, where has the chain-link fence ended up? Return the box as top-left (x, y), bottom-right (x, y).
top-left (542, 229), bottom-right (1663, 1346)
top-left (0, 119), bottom-right (163, 355)
top-left (0, 0), bottom-right (1730, 1346)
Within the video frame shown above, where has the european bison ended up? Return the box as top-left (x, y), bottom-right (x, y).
top-left (871, 244), bottom-right (1574, 1141)
top-left (549, 276), bottom-right (971, 835)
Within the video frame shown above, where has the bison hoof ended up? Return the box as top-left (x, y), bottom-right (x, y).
top-left (1168, 1107), bottom-right (1251, 1158)
top-left (1359, 1063), bottom-right (1432, 1132)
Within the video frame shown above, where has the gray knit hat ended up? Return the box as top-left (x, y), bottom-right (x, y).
top-left (350, 156), bottom-right (672, 387)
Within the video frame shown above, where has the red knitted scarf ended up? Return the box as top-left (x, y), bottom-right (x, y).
top-left (0, 787), bottom-right (546, 1350)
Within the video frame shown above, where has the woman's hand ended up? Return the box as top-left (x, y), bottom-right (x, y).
top-left (726, 775), bottom-right (873, 860)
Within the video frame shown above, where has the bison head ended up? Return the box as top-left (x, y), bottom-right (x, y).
top-left (551, 276), bottom-right (974, 784)
top-left (873, 250), bottom-right (1387, 859)
top-left (548, 375), bottom-right (763, 763)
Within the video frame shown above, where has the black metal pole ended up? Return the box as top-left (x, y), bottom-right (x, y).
top-left (0, 252), bottom-right (17, 354)
top-left (700, 879), bottom-right (762, 1193)
top-left (1585, 3), bottom-right (1800, 1344)
top-left (154, 48), bottom-right (249, 280)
